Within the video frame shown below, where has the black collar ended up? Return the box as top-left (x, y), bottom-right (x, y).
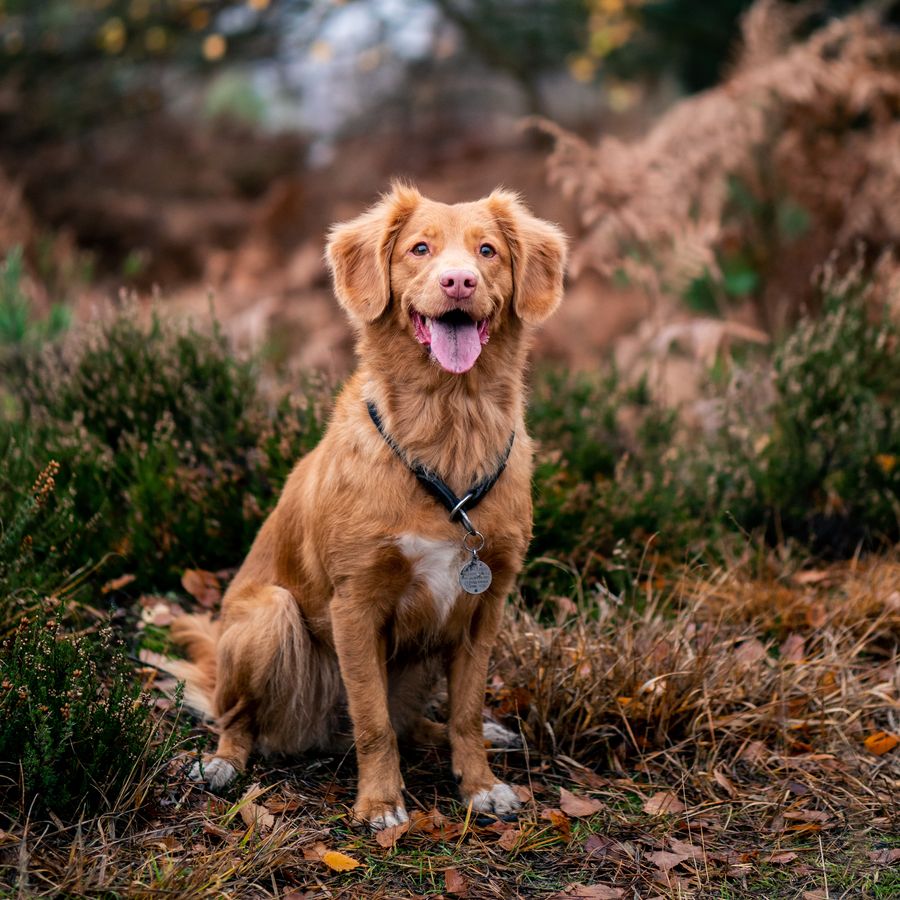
top-left (366, 400), bottom-right (514, 531)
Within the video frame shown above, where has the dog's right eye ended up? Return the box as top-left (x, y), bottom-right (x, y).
top-left (410, 242), bottom-right (429, 256)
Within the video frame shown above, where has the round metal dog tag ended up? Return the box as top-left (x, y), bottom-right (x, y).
top-left (459, 558), bottom-right (492, 595)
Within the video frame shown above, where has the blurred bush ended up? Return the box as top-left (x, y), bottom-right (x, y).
top-left (542, 1), bottom-right (900, 333)
top-left (528, 272), bottom-right (900, 592)
top-left (1, 256), bottom-right (331, 592)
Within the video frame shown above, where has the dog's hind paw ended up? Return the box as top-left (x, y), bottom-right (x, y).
top-left (189, 756), bottom-right (238, 789)
top-left (467, 782), bottom-right (521, 816)
top-left (482, 719), bottom-right (523, 748)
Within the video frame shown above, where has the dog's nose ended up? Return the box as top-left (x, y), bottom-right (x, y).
top-left (439, 268), bottom-right (478, 301)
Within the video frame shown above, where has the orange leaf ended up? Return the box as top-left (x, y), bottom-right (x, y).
top-left (559, 788), bottom-right (602, 818)
top-left (321, 850), bottom-right (362, 872)
top-left (540, 807), bottom-right (572, 838)
top-left (864, 731), bottom-right (899, 756)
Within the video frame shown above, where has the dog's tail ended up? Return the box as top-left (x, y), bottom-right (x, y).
top-left (163, 613), bottom-right (219, 720)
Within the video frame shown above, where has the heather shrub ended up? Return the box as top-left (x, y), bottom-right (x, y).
top-left (718, 281), bottom-right (900, 554)
top-left (0, 615), bottom-right (167, 817)
top-left (4, 308), bottom-right (331, 588)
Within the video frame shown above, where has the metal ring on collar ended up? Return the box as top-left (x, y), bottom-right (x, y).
top-left (448, 492), bottom-right (474, 521)
top-left (463, 530), bottom-right (486, 553)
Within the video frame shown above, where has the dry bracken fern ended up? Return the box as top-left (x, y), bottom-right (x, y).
top-left (540, 2), bottom-right (900, 330)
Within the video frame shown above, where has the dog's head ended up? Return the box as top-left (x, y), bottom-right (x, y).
top-left (325, 183), bottom-right (567, 375)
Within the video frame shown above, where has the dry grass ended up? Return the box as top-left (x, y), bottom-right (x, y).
top-left (2, 559), bottom-right (897, 898)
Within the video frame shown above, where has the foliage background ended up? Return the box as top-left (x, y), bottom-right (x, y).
top-left (0, 2), bottom-right (898, 898)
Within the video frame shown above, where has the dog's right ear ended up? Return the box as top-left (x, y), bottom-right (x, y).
top-left (325, 183), bottom-right (421, 323)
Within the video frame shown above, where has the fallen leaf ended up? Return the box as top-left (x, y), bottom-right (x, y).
top-left (202, 821), bottom-right (231, 841)
top-left (266, 799), bottom-right (301, 814)
top-left (739, 740), bottom-right (768, 764)
top-left (283, 892), bottom-right (314, 900)
top-left (868, 848), bottom-right (900, 864)
top-left (779, 633), bottom-right (805, 663)
top-left (181, 568), bottom-right (222, 608)
top-left (559, 787), bottom-right (603, 818)
top-left (553, 885), bottom-right (624, 899)
top-left (102, 573), bottom-right (135, 593)
top-left (540, 807), bottom-right (572, 838)
top-left (238, 783), bottom-right (275, 831)
top-left (642, 791), bottom-right (685, 816)
top-left (783, 809), bottom-right (829, 823)
top-left (648, 849), bottom-right (689, 872)
top-left (584, 834), bottom-right (613, 858)
top-left (669, 838), bottom-right (706, 861)
top-left (864, 731), bottom-right (899, 756)
top-left (766, 851), bottom-right (798, 864)
top-left (735, 638), bottom-right (766, 666)
top-left (497, 828), bottom-right (521, 851)
top-left (712, 768), bottom-right (737, 798)
top-left (375, 821), bottom-right (409, 849)
top-left (445, 866), bottom-right (469, 897)
top-left (321, 850), bottom-right (361, 872)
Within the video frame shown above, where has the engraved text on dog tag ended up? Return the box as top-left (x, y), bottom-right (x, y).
top-left (459, 557), bottom-right (492, 594)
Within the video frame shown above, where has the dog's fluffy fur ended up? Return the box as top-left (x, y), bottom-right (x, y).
top-left (169, 183), bottom-right (567, 828)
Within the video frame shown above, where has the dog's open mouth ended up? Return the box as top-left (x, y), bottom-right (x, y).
top-left (411, 309), bottom-right (490, 374)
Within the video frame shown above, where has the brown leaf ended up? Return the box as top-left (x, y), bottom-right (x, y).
top-left (793, 569), bottom-right (830, 585)
top-left (669, 838), bottom-right (706, 861)
top-left (265, 799), bottom-right (301, 814)
top-left (445, 867), bottom-right (469, 897)
top-left (202, 821), bottom-right (231, 840)
top-left (181, 568), bottom-right (222, 608)
top-left (102, 573), bottom-right (135, 594)
top-left (735, 638), bottom-right (766, 667)
top-left (712, 768), bottom-right (737, 798)
top-left (238, 783), bottom-right (275, 831)
top-left (864, 731), bottom-right (899, 756)
top-left (553, 885), bottom-right (624, 899)
top-left (375, 821), bottom-right (409, 849)
top-left (584, 834), bottom-right (613, 858)
top-left (779, 633), bottom-right (805, 664)
top-left (783, 809), bottom-right (829, 823)
top-left (283, 892), bottom-right (314, 900)
top-left (497, 828), bottom-right (521, 851)
top-left (766, 851), bottom-right (798, 865)
top-left (559, 787), bottom-right (603, 818)
top-left (868, 848), bottom-right (900, 864)
top-left (648, 849), bottom-right (689, 872)
top-left (642, 791), bottom-right (685, 815)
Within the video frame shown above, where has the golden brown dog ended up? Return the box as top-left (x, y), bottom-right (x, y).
top-left (169, 183), bottom-right (567, 829)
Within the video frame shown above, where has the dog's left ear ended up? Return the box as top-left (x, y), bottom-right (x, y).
top-left (326, 182), bottom-right (421, 323)
top-left (488, 190), bottom-right (568, 324)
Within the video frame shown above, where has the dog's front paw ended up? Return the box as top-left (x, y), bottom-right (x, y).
top-left (464, 781), bottom-right (521, 816)
top-left (188, 756), bottom-right (238, 790)
top-left (354, 796), bottom-right (409, 831)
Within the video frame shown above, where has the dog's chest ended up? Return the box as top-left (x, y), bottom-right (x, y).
top-left (396, 534), bottom-right (466, 626)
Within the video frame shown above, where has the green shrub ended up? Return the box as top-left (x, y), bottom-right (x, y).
top-left (0, 615), bottom-right (165, 817)
top-left (4, 310), bottom-right (331, 588)
top-left (720, 286), bottom-right (900, 553)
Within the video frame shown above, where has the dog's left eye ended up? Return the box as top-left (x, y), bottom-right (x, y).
top-left (479, 244), bottom-right (496, 258)
top-left (411, 242), bottom-right (429, 256)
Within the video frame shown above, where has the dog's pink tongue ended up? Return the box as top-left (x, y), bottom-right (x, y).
top-left (430, 318), bottom-right (482, 374)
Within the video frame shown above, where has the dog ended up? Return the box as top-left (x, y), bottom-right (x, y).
top-left (169, 183), bottom-right (567, 829)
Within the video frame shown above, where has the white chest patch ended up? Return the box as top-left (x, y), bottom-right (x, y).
top-left (396, 534), bottom-right (464, 624)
